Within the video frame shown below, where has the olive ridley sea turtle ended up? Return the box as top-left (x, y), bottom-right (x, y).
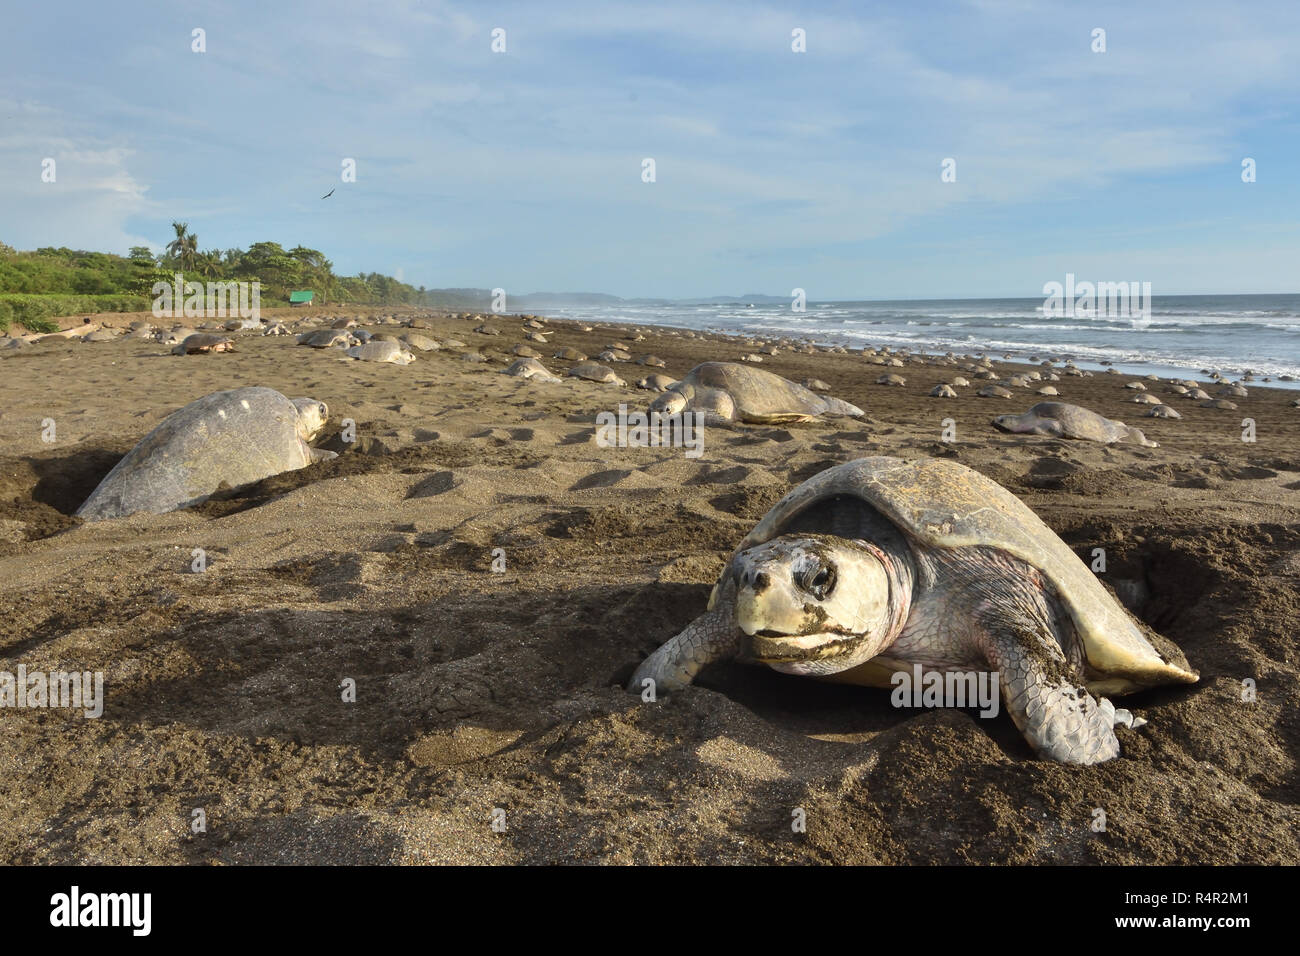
top-left (76, 387), bottom-right (336, 521)
top-left (650, 362), bottom-right (863, 424)
top-left (993, 402), bottom-right (1157, 447)
top-left (629, 456), bottom-right (1197, 764)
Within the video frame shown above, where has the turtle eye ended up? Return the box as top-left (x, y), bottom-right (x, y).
top-left (800, 563), bottom-right (836, 600)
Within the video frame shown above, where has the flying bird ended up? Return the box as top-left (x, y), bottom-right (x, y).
top-left (321, 188), bottom-right (335, 200)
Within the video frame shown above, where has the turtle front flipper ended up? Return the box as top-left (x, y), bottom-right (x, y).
top-left (628, 605), bottom-right (739, 695)
top-left (977, 604), bottom-right (1130, 765)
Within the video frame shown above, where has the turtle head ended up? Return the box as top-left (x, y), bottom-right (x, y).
top-left (649, 383), bottom-right (692, 417)
top-left (729, 533), bottom-right (910, 676)
top-left (291, 397), bottom-right (329, 440)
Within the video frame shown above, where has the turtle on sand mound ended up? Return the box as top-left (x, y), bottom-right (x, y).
top-left (650, 362), bottom-right (862, 425)
top-left (172, 333), bottom-right (234, 355)
top-left (994, 402), bottom-right (1157, 447)
top-left (76, 387), bottom-right (335, 521)
top-left (628, 456), bottom-right (1197, 765)
top-left (503, 357), bottom-right (562, 383)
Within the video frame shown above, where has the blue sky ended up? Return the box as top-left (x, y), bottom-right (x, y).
top-left (2, 0), bottom-right (1298, 299)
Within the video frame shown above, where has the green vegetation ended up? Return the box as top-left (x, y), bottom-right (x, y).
top-left (0, 228), bottom-right (433, 333)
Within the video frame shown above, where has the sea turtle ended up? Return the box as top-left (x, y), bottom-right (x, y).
top-left (345, 341), bottom-right (415, 364)
top-left (554, 347), bottom-right (587, 362)
top-left (950, 376), bottom-right (971, 387)
top-left (598, 349), bottom-right (631, 363)
top-left (637, 355), bottom-right (668, 368)
top-left (401, 333), bottom-right (440, 352)
top-left (637, 373), bottom-right (677, 392)
top-left (301, 330), bottom-right (354, 349)
top-left (512, 344), bottom-right (541, 358)
top-left (930, 384), bottom-right (957, 398)
top-left (977, 385), bottom-right (1013, 399)
top-left (1131, 393), bottom-right (1161, 404)
top-left (1200, 399), bottom-right (1238, 410)
top-left (876, 374), bottom-right (906, 387)
top-left (172, 333), bottom-right (234, 355)
top-left (650, 363), bottom-right (862, 425)
top-left (993, 402), bottom-right (1157, 447)
top-left (628, 456), bottom-right (1198, 764)
top-left (503, 357), bottom-right (562, 383)
top-left (568, 362), bottom-right (625, 385)
top-left (1147, 405), bottom-right (1182, 419)
top-left (76, 387), bottom-right (335, 521)
top-left (1036, 385), bottom-right (1059, 396)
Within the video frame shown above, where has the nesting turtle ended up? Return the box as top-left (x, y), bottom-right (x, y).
top-left (598, 349), bottom-right (631, 363)
top-left (1131, 393), bottom-right (1161, 404)
top-left (994, 402), bottom-right (1157, 447)
top-left (512, 344), bottom-right (541, 358)
top-left (930, 384), bottom-right (957, 398)
top-left (977, 385), bottom-right (1013, 399)
top-left (345, 341), bottom-right (414, 364)
top-left (503, 357), bottom-right (562, 383)
top-left (300, 330), bottom-right (354, 349)
top-left (1036, 385), bottom-right (1059, 396)
top-left (637, 355), bottom-right (668, 368)
top-left (1147, 405), bottom-right (1182, 419)
top-left (1200, 399), bottom-right (1238, 410)
top-left (554, 347), bottom-right (587, 362)
top-left (263, 322), bottom-right (291, 336)
top-left (628, 456), bottom-right (1197, 764)
top-left (568, 362), bottom-right (625, 385)
top-left (803, 379), bottom-right (832, 392)
top-left (637, 373), bottom-right (677, 392)
top-left (950, 376), bottom-right (970, 387)
top-left (400, 333), bottom-right (441, 352)
top-left (650, 363), bottom-right (862, 425)
top-left (172, 333), bottom-right (234, 355)
top-left (76, 387), bottom-right (335, 521)
top-left (876, 374), bottom-right (906, 387)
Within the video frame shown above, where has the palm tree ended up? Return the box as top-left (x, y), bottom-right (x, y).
top-left (165, 221), bottom-right (198, 274)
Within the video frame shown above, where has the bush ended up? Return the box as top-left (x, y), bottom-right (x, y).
top-left (0, 293), bottom-right (149, 333)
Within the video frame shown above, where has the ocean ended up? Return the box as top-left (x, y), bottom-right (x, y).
top-left (540, 293), bottom-right (1300, 389)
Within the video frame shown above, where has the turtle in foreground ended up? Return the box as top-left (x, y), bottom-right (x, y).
top-left (650, 362), bottom-right (862, 425)
top-left (76, 387), bottom-right (335, 521)
top-left (994, 402), bottom-right (1157, 447)
top-left (172, 333), bottom-right (234, 355)
top-left (503, 357), bottom-right (562, 383)
top-left (628, 456), bottom-right (1198, 764)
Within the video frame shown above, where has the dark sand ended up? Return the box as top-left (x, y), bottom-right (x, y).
top-left (0, 308), bottom-right (1297, 864)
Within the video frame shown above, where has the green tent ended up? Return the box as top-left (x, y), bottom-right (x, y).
top-left (289, 290), bottom-right (315, 305)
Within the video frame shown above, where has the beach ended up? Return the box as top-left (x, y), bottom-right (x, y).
top-left (1, 307), bottom-right (1297, 864)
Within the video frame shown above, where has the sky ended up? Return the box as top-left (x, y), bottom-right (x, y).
top-left (2, 0), bottom-right (1298, 300)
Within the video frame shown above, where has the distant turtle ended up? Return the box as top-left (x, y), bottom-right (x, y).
top-left (474, 324), bottom-right (502, 336)
top-left (301, 330), bottom-right (354, 349)
top-left (598, 349), bottom-right (631, 363)
top-left (1200, 399), bottom-right (1238, 410)
top-left (637, 373), bottom-right (676, 392)
top-left (1167, 385), bottom-right (1189, 396)
top-left (345, 341), bottom-right (414, 364)
top-left (172, 333), bottom-right (234, 355)
top-left (503, 357), bottom-right (562, 383)
top-left (803, 379), bottom-right (832, 392)
top-left (568, 362), bottom-right (625, 385)
top-left (263, 322), bottom-right (291, 336)
top-left (83, 329), bottom-right (119, 342)
top-left (993, 402), bottom-right (1157, 447)
top-left (1125, 382), bottom-right (1147, 391)
top-left (1036, 385), bottom-right (1059, 396)
top-left (332, 318), bottom-right (357, 329)
top-left (930, 384), bottom-right (957, 398)
top-left (1219, 385), bottom-right (1248, 398)
top-left (650, 362), bottom-right (862, 424)
top-left (637, 355), bottom-right (668, 368)
top-left (876, 374), bottom-right (906, 387)
top-left (401, 333), bottom-right (441, 351)
top-left (76, 387), bottom-right (335, 521)
top-left (739, 353), bottom-right (764, 363)
top-left (1185, 388), bottom-right (1211, 400)
top-left (628, 456), bottom-right (1197, 764)
top-left (1131, 393), bottom-right (1161, 404)
top-left (512, 344), bottom-right (541, 358)
top-left (950, 376), bottom-right (970, 387)
top-left (554, 347), bottom-right (587, 362)
top-left (1147, 405), bottom-right (1182, 419)
top-left (977, 385), bottom-right (1013, 399)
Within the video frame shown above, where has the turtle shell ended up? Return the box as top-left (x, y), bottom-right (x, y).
top-left (715, 456), bottom-right (1197, 691)
top-left (76, 387), bottom-right (322, 521)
